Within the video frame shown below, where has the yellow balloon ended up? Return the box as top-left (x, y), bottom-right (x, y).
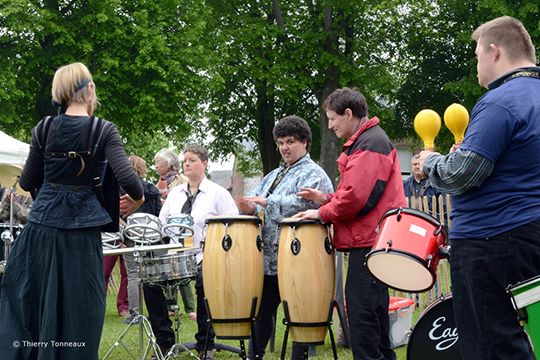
top-left (444, 103), bottom-right (470, 144)
top-left (414, 109), bottom-right (441, 149)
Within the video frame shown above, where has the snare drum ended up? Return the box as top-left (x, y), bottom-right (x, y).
top-left (407, 294), bottom-right (461, 360)
top-left (141, 253), bottom-right (197, 283)
top-left (508, 275), bottom-right (540, 359)
top-left (203, 215), bottom-right (264, 339)
top-left (123, 213), bottom-right (163, 244)
top-left (365, 208), bottom-right (448, 292)
top-left (277, 218), bottom-right (335, 345)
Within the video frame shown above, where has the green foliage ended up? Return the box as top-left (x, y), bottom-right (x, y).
top-left (0, 0), bottom-right (212, 151)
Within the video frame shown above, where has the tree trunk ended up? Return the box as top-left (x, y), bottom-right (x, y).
top-left (317, 4), bottom-right (341, 188)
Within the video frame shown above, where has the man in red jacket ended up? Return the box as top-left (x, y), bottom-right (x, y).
top-left (295, 87), bottom-right (405, 360)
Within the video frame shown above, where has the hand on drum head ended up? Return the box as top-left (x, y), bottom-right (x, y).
top-left (292, 209), bottom-right (319, 222)
top-left (296, 187), bottom-right (328, 205)
top-left (234, 196), bottom-right (256, 214)
top-left (119, 194), bottom-right (145, 218)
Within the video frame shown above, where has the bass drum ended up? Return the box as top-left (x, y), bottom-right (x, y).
top-left (407, 294), bottom-right (462, 360)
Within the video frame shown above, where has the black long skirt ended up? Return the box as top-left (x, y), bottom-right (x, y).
top-left (0, 222), bottom-right (106, 360)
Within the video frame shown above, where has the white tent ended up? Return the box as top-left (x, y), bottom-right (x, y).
top-left (0, 130), bottom-right (30, 166)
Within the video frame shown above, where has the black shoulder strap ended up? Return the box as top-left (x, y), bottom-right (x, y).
top-left (86, 116), bottom-right (111, 206)
top-left (35, 116), bottom-right (54, 150)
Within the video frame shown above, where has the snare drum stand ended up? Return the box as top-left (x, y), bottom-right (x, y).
top-left (280, 299), bottom-right (339, 360)
top-left (162, 280), bottom-right (200, 359)
top-left (102, 245), bottom-right (164, 360)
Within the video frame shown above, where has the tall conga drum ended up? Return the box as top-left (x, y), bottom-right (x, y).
top-left (203, 215), bottom-right (264, 339)
top-left (277, 218), bottom-right (335, 345)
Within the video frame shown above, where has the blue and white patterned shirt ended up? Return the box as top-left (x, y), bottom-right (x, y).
top-left (244, 153), bottom-right (334, 275)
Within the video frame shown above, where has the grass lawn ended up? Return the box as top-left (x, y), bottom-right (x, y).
top-left (98, 288), bottom-right (415, 360)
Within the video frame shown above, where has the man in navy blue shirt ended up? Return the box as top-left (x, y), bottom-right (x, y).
top-left (418, 16), bottom-right (540, 360)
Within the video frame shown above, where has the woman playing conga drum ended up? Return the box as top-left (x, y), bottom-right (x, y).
top-left (235, 116), bottom-right (333, 359)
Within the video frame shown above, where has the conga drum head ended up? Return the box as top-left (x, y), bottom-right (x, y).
top-left (365, 207), bottom-right (447, 293)
top-left (205, 215), bottom-right (262, 225)
top-left (407, 294), bottom-right (461, 360)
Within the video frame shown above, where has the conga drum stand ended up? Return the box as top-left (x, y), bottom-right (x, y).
top-left (280, 299), bottom-right (339, 360)
top-left (202, 296), bottom-right (259, 359)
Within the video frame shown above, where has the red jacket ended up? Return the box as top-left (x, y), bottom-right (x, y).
top-left (319, 117), bottom-right (406, 250)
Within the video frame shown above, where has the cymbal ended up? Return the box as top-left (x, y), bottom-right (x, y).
top-left (0, 164), bottom-right (31, 197)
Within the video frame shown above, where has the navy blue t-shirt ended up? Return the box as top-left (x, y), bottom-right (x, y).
top-left (451, 74), bottom-right (540, 238)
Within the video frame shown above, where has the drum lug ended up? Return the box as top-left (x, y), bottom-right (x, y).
top-left (385, 239), bottom-right (393, 252)
top-left (291, 238), bottom-right (301, 256)
top-left (222, 235), bottom-right (232, 252)
top-left (439, 245), bottom-right (450, 259)
top-left (426, 254), bottom-right (433, 268)
top-left (396, 207), bottom-right (403, 222)
top-left (324, 237), bottom-right (333, 254)
top-left (256, 235), bottom-right (264, 252)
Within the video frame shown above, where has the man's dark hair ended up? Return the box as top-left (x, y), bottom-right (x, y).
top-left (272, 116), bottom-right (312, 152)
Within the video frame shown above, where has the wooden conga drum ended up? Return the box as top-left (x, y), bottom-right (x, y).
top-left (277, 218), bottom-right (335, 345)
top-left (203, 215), bottom-right (264, 339)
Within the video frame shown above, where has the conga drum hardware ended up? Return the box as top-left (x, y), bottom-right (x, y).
top-left (277, 218), bottom-right (338, 360)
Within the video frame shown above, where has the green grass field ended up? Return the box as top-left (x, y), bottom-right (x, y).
top-left (98, 288), bottom-right (417, 360)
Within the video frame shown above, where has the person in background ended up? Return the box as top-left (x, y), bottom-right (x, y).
top-left (235, 115), bottom-right (334, 360)
top-left (144, 145), bottom-right (238, 360)
top-left (119, 155), bottom-right (163, 325)
top-left (0, 165), bottom-right (33, 226)
top-left (417, 16), bottom-right (540, 360)
top-left (154, 148), bottom-right (195, 320)
top-left (0, 62), bottom-right (144, 359)
top-left (103, 254), bottom-right (130, 320)
top-left (403, 154), bottom-right (446, 217)
top-left (155, 148), bottom-right (188, 204)
top-left (294, 87), bottom-right (405, 360)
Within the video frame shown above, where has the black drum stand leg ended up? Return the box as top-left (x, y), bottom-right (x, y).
top-left (327, 300), bottom-right (339, 360)
top-left (203, 296), bottom-right (259, 360)
top-left (279, 299), bottom-right (339, 360)
top-left (203, 296), bottom-right (213, 359)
